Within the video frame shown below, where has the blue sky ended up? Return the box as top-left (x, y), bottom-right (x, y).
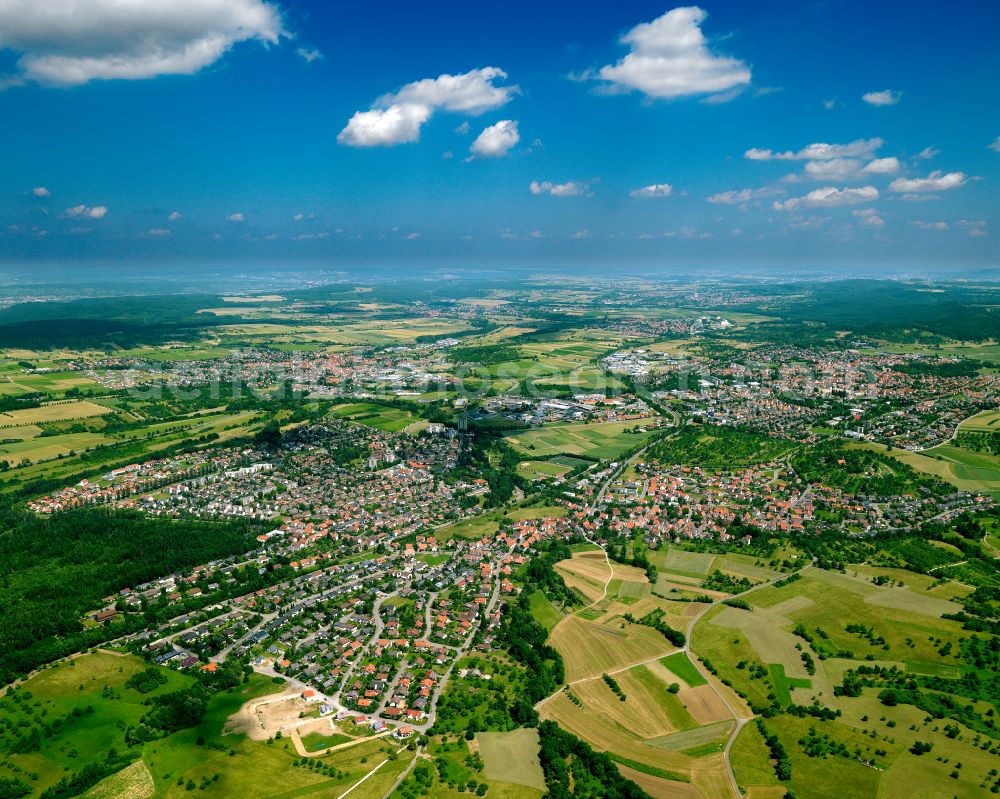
top-left (0, 0), bottom-right (998, 272)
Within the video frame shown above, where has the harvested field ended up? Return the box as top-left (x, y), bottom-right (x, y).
top-left (0, 399), bottom-right (113, 424)
top-left (677, 685), bottom-right (732, 725)
top-left (551, 615), bottom-right (676, 681)
top-left (862, 586), bottom-right (960, 616)
top-left (540, 693), bottom-right (691, 775)
top-left (658, 549), bottom-right (718, 578)
top-left (646, 721), bottom-right (734, 752)
top-left (554, 551), bottom-right (611, 604)
top-left (614, 765), bottom-right (701, 799)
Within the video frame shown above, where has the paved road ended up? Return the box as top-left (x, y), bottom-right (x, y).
top-left (331, 587), bottom-right (401, 710)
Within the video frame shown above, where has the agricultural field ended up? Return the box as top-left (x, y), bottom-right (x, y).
top-left (554, 550), bottom-right (612, 604)
top-left (506, 419), bottom-right (657, 460)
top-left (0, 371), bottom-right (99, 396)
top-left (549, 616), bottom-right (672, 682)
top-left (0, 399), bottom-right (113, 425)
top-left (691, 563), bottom-right (999, 799)
top-left (220, 318), bottom-right (472, 346)
top-left (0, 407), bottom-right (266, 479)
top-left (921, 442), bottom-right (1000, 497)
top-left (456, 338), bottom-right (625, 393)
top-left (853, 440), bottom-right (1000, 497)
top-left (539, 655), bottom-right (740, 799)
top-left (958, 408), bottom-right (1000, 431)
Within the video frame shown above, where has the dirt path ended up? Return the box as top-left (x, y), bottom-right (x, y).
top-left (291, 725), bottom-right (392, 758)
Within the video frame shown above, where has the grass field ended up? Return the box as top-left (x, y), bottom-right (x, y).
top-left (435, 503), bottom-right (567, 542)
top-left (729, 722), bottom-right (780, 792)
top-left (767, 664), bottom-right (811, 707)
top-left (82, 760), bottom-right (155, 799)
top-left (299, 730), bottom-right (352, 751)
top-left (652, 548), bottom-right (719, 580)
top-left (691, 560), bottom-right (1000, 799)
top-left (506, 420), bottom-right (656, 460)
top-left (516, 459), bottom-right (573, 480)
top-left (476, 729), bottom-right (546, 791)
top-left (327, 402), bottom-right (417, 433)
top-left (527, 590), bottom-right (564, 631)
top-left (659, 653), bottom-right (708, 687)
top-left (645, 720), bottom-right (733, 755)
top-left (0, 651), bottom-right (409, 799)
top-left (0, 651), bottom-right (193, 796)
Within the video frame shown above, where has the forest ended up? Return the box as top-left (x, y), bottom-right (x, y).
top-left (0, 506), bottom-right (259, 683)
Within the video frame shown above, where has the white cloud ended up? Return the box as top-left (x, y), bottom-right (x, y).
top-left (455, 121), bottom-right (470, 135)
top-left (296, 47), bottom-right (322, 63)
top-left (338, 67), bottom-right (517, 147)
top-left (629, 183), bottom-right (673, 199)
top-left (989, 136), bottom-right (1000, 153)
top-left (571, 230), bottom-right (592, 239)
top-left (595, 6), bottom-right (751, 100)
top-left (772, 185), bottom-right (879, 210)
top-left (822, 98), bottom-right (838, 110)
top-left (707, 187), bottom-right (778, 204)
top-left (469, 119), bottom-right (519, 159)
top-left (528, 230), bottom-right (544, 239)
top-left (852, 208), bottom-right (884, 227)
top-left (227, 212), bottom-right (245, 222)
top-left (337, 103), bottom-right (431, 148)
top-left (404, 232), bottom-right (420, 240)
top-left (529, 180), bottom-right (592, 197)
top-left (745, 138), bottom-right (883, 161)
top-left (863, 157), bottom-right (900, 174)
top-left (910, 220), bottom-right (948, 231)
top-left (957, 219), bottom-right (987, 237)
top-left (148, 228), bottom-right (171, 237)
top-left (889, 171), bottom-right (967, 193)
top-left (167, 210), bottom-right (182, 221)
top-left (803, 158), bottom-right (863, 181)
top-left (0, 0), bottom-right (285, 87)
top-left (862, 89), bottom-right (901, 106)
top-left (918, 146), bottom-right (939, 159)
top-left (65, 204), bottom-right (107, 219)
top-left (32, 186), bottom-right (50, 197)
